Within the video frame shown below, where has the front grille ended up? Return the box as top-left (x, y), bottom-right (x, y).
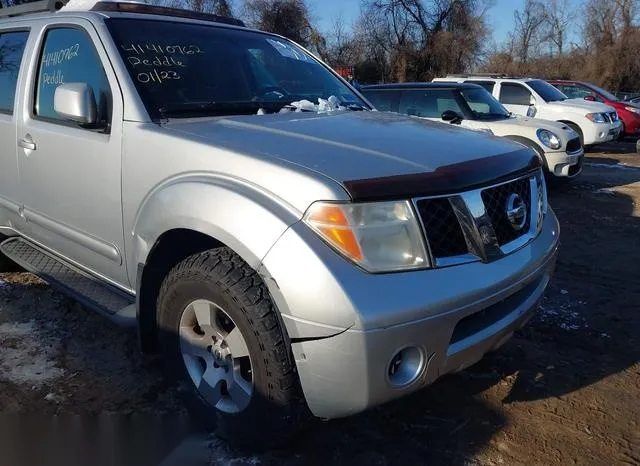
top-left (481, 177), bottom-right (531, 245)
top-left (609, 111), bottom-right (618, 122)
top-left (414, 172), bottom-right (540, 265)
top-left (602, 113), bottom-right (611, 123)
top-left (415, 198), bottom-right (467, 258)
top-left (566, 137), bottom-right (582, 153)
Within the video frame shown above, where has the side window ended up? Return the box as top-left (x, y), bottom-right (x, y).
top-left (35, 27), bottom-right (111, 127)
top-left (0, 30), bottom-right (30, 114)
top-left (399, 89), bottom-right (462, 118)
top-left (362, 90), bottom-right (398, 112)
top-left (559, 85), bottom-right (590, 99)
top-left (465, 80), bottom-right (495, 93)
top-left (499, 83), bottom-right (532, 106)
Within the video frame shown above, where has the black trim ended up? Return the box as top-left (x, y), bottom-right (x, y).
top-left (342, 148), bottom-right (542, 202)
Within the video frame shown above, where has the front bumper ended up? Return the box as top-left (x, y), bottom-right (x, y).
top-left (544, 149), bottom-right (583, 178)
top-left (584, 121), bottom-right (623, 144)
top-left (261, 206), bottom-right (560, 419)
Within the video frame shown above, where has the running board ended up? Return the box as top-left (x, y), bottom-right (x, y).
top-left (0, 237), bottom-right (136, 327)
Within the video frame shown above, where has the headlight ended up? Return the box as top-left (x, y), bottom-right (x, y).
top-left (625, 106), bottom-right (640, 115)
top-left (586, 112), bottom-right (606, 123)
top-left (303, 200), bottom-right (429, 272)
top-left (536, 129), bottom-right (562, 150)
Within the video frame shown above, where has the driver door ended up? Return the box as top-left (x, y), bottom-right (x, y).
top-left (16, 20), bottom-right (128, 286)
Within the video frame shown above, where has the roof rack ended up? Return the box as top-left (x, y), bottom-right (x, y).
top-left (0, 0), bottom-right (246, 27)
top-left (446, 73), bottom-right (528, 79)
top-left (0, 0), bottom-right (69, 18)
top-left (91, 1), bottom-right (246, 27)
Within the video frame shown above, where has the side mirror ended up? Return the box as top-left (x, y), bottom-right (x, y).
top-left (54, 83), bottom-right (97, 125)
top-left (584, 95), bottom-right (596, 102)
top-left (441, 110), bottom-right (463, 124)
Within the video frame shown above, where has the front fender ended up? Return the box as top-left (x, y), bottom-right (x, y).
top-left (130, 175), bottom-right (302, 279)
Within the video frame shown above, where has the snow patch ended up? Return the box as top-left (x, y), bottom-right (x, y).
top-left (593, 188), bottom-right (616, 195)
top-left (538, 301), bottom-right (588, 331)
top-left (208, 438), bottom-right (261, 465)
top-left (58, 0), bottom-right (101, 10)
top-left (60, 0), bottom-right (147, 10)
top-left (585, 162), bottom-right (640, 171)
top-left (0, 320), bottom-right (64, 387)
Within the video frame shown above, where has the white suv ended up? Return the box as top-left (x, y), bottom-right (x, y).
top-left (433, 75), bottom-right (623, 148)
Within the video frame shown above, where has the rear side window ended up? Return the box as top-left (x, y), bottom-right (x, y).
top-left (0, 30), bottom-right (30, 114)
top-left (398, 89), bottom-right (462, 118)
top-left (361, 90), bottom-right (398, 112)
top-left (34, 27), bottom-right (112, 127)
top-left (499, 83), bottom-right (532, 106)
top-left (465, 80), bottom-right (495, 93)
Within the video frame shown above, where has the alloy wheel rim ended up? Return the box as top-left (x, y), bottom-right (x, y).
top-left (179, 299), bottom-right (253, 414)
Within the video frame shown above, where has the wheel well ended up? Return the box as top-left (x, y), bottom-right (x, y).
top-left (137, 229), bottom-right (223, 353)
top-left (558, 120), bottom-right (582, 136)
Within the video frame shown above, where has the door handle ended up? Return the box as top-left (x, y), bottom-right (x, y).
top-left (18, 136), bottom-right (36, 151)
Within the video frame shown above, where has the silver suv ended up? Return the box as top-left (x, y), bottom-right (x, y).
top-left (0, 0), bottom-right (559, 450)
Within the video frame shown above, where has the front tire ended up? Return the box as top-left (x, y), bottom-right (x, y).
top-left (156, 247), bottom-right (309, 451)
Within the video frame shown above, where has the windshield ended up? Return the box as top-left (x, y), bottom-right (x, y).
top-left (104, 18), bottom-right (367, 119)
top-left (459, 88), bottom-right (510, 119)
top-left (528, 79), bottom-right (567, 102)
top-left (588, 83), bottom-right (620, 101)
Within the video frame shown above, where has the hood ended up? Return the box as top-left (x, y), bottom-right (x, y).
top-left (490, 115), bottom-right (572, 132)
top-left (162, 110), bottom-right (540, 200)
top-left (553, 98), bottom-right (615, 113)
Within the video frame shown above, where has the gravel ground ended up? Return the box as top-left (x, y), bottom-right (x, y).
top-left (1, 142), bottom-right (639, 466)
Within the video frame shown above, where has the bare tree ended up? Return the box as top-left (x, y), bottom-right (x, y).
top-left (511, 0), bottom-right (547, 62)
top-left (325, 13), bottom-right (361, 68)
top-left (542, 0), bottom-right (571, 55)
top-left (243, 0), bottom-right (318, 47)
top-left (356, 0), bottom-right (492, 82)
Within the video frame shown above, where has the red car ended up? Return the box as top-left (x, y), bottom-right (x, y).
top-left (548, 80), bottom-right (640, 138)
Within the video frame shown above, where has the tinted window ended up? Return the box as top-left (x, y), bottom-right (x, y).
top-left (398, 89), bottom-right (463, 118)
top-left (499, 83), bottom-right (532, 106)
top-left (361, 90), bottom-right (398, 112)
top-left (105, 18), bottom-right (366, 119)
top-left (465, 80), bottom-right (495, 93)
top-left (527, 79), bottom-right (567, 102)
top-left (35, 27), bottom-right (111, 126)
top-left (0, 30), bottom-right (29, 114)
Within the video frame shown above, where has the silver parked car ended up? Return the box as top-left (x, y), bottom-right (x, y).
top-left (0, 0), bottom-right (559, 450)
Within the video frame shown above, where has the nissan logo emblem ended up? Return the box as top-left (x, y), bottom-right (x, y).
top-left (506, 193), bottom-right (527, 231)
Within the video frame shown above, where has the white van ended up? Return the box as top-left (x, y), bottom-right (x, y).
top-left (433, 75), bottom-right (623, 147)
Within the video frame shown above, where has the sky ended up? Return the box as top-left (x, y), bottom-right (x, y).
top-left (312, 0), bottom-right (582, 49)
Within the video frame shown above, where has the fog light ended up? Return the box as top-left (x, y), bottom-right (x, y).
top-left (387, 346), bottom-right (424, 387)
